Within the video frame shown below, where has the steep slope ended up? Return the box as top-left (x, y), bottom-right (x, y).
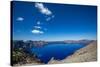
top-left (48, 41), bottom-right (97, 64)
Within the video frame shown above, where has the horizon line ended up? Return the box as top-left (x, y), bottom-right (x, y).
top-left (12, 39), bottom-right (97, 41)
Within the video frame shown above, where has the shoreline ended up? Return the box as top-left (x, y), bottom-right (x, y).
top-left (48, 41), bottom-right (97, 64)
top-left (12, 41), bottom-right (97, 66)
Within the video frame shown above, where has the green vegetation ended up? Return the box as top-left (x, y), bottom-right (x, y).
top-left (12, 48), bottom-right (42, 65)
top-left (12, 48), bottom-right (26, 64)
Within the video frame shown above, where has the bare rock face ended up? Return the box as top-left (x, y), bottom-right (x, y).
top-left (48, 41), bottom-right (97, 64)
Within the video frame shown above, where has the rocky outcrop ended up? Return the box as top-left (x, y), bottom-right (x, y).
top-left (48, 41), bottom-right (97, 64)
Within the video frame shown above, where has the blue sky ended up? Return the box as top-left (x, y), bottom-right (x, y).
top-left (12, 1), bottom-right (97, 41)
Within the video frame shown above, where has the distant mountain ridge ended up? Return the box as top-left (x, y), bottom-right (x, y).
top-left (12, 40), bottom-right (95, 48)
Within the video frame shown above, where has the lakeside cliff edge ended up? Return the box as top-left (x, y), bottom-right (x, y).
top-left (48, 41), bottom-right (97, 64)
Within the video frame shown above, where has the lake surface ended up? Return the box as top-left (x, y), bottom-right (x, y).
top-left (30, 43), bottom-right (85, 63)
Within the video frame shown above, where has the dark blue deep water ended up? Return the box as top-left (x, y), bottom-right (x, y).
top-left (30, 43), bottom-right (85, 63)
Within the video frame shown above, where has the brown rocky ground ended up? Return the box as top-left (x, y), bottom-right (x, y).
top-left (13, 41), bottom-right (97, 66)
top-left (48, 41), bottom-right (97, 64)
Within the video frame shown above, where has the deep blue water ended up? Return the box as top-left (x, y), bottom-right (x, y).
top-left (30, 43), bottom-right (85, 63)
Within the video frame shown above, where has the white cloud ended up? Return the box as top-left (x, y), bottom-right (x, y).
top-left (17, 17), bottom-right (24, 21)
top-left (46, 17), bottom-right (51, 21)
top-left (34, 26), bottom-right (41, 29)
top-left (32, 29), bottom-right (44, 34)
top-left (35, 3), bottom-right (52, 15)
top-left (37, 21), bottom-right (41, 25)
top-left (46, 15), bottom-right (55, 21)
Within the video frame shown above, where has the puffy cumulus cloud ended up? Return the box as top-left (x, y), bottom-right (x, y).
top-left (16, 17), bottom-right (24, 21)
top-left (31, 29), bottom-right (44, 34)
top-left (33, 3), bottom-right (55, 34)
top-left (35, 3), bottom-right (55, 22)
top-left (46, 15), bottom-right (55, 21)
top-left (35, 3), bottom-right (52, 15)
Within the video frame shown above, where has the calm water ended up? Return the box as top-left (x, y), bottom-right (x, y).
top-left (30, 43), bottom-right (85, 63)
